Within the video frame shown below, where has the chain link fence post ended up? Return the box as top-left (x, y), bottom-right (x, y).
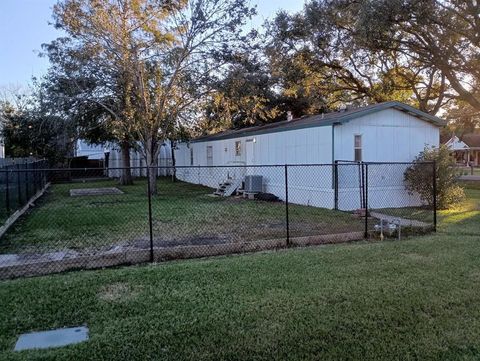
top-left (4, 167), bottom-right (10, 216)
top-left (146, 166), bottom-right (155, 262)
top-left (285, 164), bottom-right (290, 247)
top-left (364, 163), bottom-right (369, 239)
top-left (16, 163), bottom-right (21, 206)
top-left (433, 160), bottom-right (437, 232)
top-left (334, 161), bottom-right (339, 210)
top-left (33, 161), bottom-right (37, 193)
top-left (24, 161), bottom-right (29, 201)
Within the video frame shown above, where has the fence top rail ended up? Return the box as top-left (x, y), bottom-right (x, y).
top-left (360, 161), bottom-right (434, 165)
top-left (0, 158), bottom-right (46, 166)
top-left (335, 160), bottom-right (434, 165)
top-left (0, 161), bottom-right (434, 173)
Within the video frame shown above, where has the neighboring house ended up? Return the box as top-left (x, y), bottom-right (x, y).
top-left (174, 101), bottom-right (444, 210)
top-left (444, 133), bottom-right (480, 166)
top-left (74, 140), bottom-right (107, 160)
top-left (105, 141), bottom-right (173, 177)
top-left (78, 137), bottom-right (174, 175)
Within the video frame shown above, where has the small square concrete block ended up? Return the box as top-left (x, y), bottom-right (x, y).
top-left (14, 326), bottom-right (89, 351)
top-left (245, 192), bottom-right (256, 200)
top-left (70, 187), bottom-right (124, 197)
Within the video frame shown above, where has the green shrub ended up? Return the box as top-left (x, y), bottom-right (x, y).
top-left (404, 145), bottom-right (465, 209)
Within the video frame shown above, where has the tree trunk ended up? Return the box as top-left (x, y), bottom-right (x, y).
top-left (145, 138), bottom-right (160, 195)
top-left (119, 141), bottom-right (133, 185)
top-left (170, 141), bottom-right (177, 182)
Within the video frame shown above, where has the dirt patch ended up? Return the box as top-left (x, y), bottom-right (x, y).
top-left (125, 236), bottom-right (233, 249)
top-left (70, 187), bottom-right (124, 197)
top-left (98, 282), bottom-right (140, 302)
top-left (469, 271), bottom-right (480, 282)
top-left (401, 252), bottom-right (432, 262)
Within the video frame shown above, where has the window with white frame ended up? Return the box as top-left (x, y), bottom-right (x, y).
top-left (235, 141), bottom-right (242, 156)
top-left (354, 134), bottom-right (362, 162)
top-left (206, 146), bottom-right (213, 166)
top-left (190, 147), bottom-right (194, 165)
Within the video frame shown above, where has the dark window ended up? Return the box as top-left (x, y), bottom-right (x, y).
top-left (235, 141), bottom-right (242, 156)
top-left (354, 135), bottom-right (362, 162)
top-left (206, 146), bottom-right (213, 166)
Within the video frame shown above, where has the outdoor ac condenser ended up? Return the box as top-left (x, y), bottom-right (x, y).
top-left (244, 175), bottom-right (263, 193)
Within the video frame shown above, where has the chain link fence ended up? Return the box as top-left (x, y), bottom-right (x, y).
top-left (0, 159), bottom-right (49, 225)
top-left (0, 162), bottom-right (436, 279)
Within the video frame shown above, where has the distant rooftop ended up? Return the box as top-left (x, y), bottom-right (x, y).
top-left (445, 133), bottom-right (480, 149)
top-left (193, 101), bottom-right (445, 143)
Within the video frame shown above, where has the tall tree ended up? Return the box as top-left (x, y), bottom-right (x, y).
top-left (199, 48), bottom-right (281, 133)
top-left (52, 0), bottom-right (255, 193)
top-left (42, 37), bottom-right (135, 183)
top-left (348, 0), bottom-right (480, 111)
top-left (0, 85), bottom-right (75, 163)
top-left (266, 1), bottom-right (449, 114)
top-left (443, 98), bottom-right (480, 139)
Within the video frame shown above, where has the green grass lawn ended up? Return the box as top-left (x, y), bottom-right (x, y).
top-left (0, 183), bottom-right (479, 360)
top-left (1, 178), bottom-right (363, 254)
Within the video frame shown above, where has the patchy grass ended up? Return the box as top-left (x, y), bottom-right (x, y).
top-left (1, 178), bottom-right (363, 254)
top-left (370, 180), bottom-right (478, 226)
top-left (437, 185), bottom-right (480, 237)
top-left (97, 282), bottom-right (141, 303)
top-left (0, 183), bottom-right (479, 360)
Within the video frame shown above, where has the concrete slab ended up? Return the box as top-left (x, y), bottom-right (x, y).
top-left (69, 187), bottom-right (124, 197)
top-left (370, 212), bottom-right (430, 228)
top-left (14, 326), bottom-right (89, 351)
top-left (0, 251), bottom-right (79, 267)
top-left (460, 175), bottom-right (480, 181)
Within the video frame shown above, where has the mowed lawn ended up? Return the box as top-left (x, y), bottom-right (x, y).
top-left (1, 178), bottom-right (363, 253)
top-left (0, 184), bottom-right (478, 360)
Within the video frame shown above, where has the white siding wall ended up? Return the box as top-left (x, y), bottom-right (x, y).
top-left (177, 125), bottom-right (332, 167)
top-left (107, 141), bottom-right (173, 177)
top-left (334, 108), bottom-right (439, 162)
top-left (334, 109), bottom-right (439, 210)
top-left (75, 140), bottom-right (106, 159)
top-left (175, 126), bottom-right (334, 208)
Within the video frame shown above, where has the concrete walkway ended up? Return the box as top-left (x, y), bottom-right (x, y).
top-left (370, 212), bottom-right (431, 228)
top-left (460, 175), bottom-right (480, 181)
top-left (0, 232), bottom-right (365, 279)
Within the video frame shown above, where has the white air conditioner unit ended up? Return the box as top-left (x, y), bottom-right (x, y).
top-left (244, 175), bottom-right (263, 193)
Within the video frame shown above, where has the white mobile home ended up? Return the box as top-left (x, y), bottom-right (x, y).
top-left (76, 139), bottom-right (174, 177)
top-left (74, 140), bottom-right (107, 160)
top-left (174, 101), bottom-right (444, 210)
top-left (107, 141), bottom-right (173, 177)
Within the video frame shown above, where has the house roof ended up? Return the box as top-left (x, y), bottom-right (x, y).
top-left (445, 135), bottom-right (469, 150)
top-left (461, 134), bottom-right (480, 148)
top-left (444, 133), bottom-right (480, 150)
top-left (192, 101), bottom-right (446, 143)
